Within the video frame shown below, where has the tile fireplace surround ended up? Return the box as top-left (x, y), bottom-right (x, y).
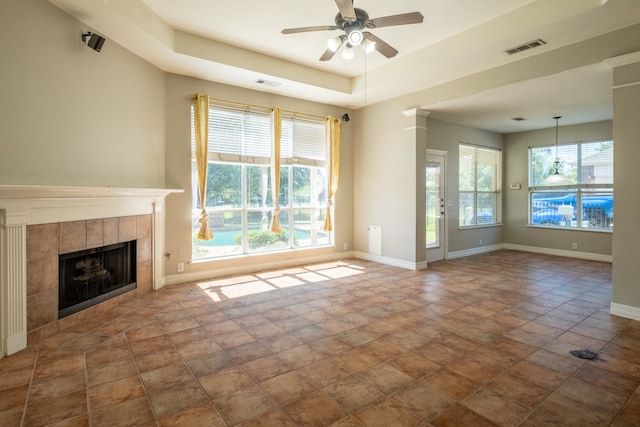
top-left (0, 185), bottom-right (181, 358)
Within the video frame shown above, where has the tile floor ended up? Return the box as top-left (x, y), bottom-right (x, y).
top-left (1, 250), bottom-right (640, 426)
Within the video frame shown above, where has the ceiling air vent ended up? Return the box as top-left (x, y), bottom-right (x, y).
top-left (255, 78), bottom-right (282, 87)
top-left (504, 39), bottom-right (546, 55)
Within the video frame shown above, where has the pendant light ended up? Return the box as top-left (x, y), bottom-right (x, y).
top-left (543, 116), bottom-right (573, 185)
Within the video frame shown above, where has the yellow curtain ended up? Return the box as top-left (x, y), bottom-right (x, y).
top-left (193, 94), bottom-right (213, 240)
top-left (270, 107), bottom-right (282, 233)
top-left (323, 116), bottom-right (341, 231)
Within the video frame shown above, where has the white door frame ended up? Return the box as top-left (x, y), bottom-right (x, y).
top-left (426, 149), bottom-right (448, 262)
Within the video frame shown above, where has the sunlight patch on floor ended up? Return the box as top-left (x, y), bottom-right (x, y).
top-left (196, 261), bottom-right (365, 301)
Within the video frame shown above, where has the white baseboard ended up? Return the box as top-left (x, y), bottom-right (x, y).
top-left (162, 244), bottom-right (612, 288)
top-left (503, 244), bottom-right (612, 263)
top-left (163, 250), bottom-right (355, 287)
top-left (447, 244), bottom-right (504, 260)
top-left (610, 302), bottom-right (640, 321)
top-left (353, 251), bottom-right (427, 271)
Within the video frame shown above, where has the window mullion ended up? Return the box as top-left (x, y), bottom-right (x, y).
top-left (288, 166), bottom-right (294, 247)
top-left (242, 164), bottom-right (248, 254)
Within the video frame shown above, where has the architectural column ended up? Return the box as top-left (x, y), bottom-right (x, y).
top-left (402, 107), bottom-right (430, 270)
top-left (607, 51), bottom-right (640, 320)
top-left (0, 208), bottom-right (27, 358)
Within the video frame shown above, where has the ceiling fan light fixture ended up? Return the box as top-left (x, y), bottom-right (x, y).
top-left (363, 38), bottom-right (376, 54)
top-left (281, 2), bottom-right (424, 62)
top-left (327, 36), bottom-right (342, 52)
top-left (341, 44), bottom-right (355, 59)
top-left (347, 29), bottom-right (363, 46)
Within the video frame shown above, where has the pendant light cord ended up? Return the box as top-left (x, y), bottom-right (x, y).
top-left (554, 116), bottom-right (561, 159)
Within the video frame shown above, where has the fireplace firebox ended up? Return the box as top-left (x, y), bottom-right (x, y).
top-left (58, 240), bottom-right (137, 318)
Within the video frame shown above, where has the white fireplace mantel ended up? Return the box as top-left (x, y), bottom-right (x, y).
top-left (0, 185), bottom-right (183, 358)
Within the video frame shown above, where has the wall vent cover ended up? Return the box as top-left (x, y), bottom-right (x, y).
top-left (505, 39), bottom-right (546, 55)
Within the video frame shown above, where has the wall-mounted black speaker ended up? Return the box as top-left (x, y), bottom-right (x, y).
top-left (82, 32), bottom-right (105, 52)
top-left (342, 113), bottom-right (350, 122)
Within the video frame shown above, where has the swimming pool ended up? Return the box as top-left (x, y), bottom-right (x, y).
top-left (194, 228), bottom-right (326, 246)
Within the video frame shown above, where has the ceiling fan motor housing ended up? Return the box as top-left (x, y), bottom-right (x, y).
top-left (337, 8), bottom-right (369, 46)
top-left (335, 8), bottom-right (369, 30)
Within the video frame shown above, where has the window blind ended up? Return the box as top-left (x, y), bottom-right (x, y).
top-left (191, 105), bottom-right (272, 164)
top-left (282, 117), bottom-right (327, 167)
top-left (459, 143), bottom-right (502, 226)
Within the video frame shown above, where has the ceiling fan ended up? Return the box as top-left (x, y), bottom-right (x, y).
top-left (281, 0), bottom-right (424, 61)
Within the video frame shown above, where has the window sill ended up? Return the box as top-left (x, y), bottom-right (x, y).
top-left (526, 224), bottom-right (613, 233)
top-left (191, 243), bottom-right (336, 264)
top-left (458, 223), bottom-right (503, 230)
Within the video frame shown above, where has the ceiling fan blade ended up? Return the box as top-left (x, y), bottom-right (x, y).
top-left (363, 32), bottom-right (398, 58)
top-left (335, 0), bottom-right (356, 22)
top-left (319, 48), bottom-right (338, 61)
top-left (368, 12), bottom-right (424, 28)
top-left (281, 25), bottom-right (338, 34)
top-left (320, 35), bottom-right (345, 61)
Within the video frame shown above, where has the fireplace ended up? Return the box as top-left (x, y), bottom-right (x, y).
top-left (59, 240), bottom-right (137, 318)
top-left (0, 185), bottom-right (182, 358)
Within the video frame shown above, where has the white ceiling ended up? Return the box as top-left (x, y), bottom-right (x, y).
top-left (49, 0), bottom-right (640, 133)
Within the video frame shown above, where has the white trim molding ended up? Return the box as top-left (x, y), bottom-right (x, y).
top-left (401, 108), bottom-right (430, 117)
top-left (610, 302), bottom-right (640, 321)
top-left (354, 251), bottom-right (427, 271)
top-left (448, 244), bottom-right (504, 259)
top-left (166, 250), bottom-right (357, 286)
top-left (503, 243), bottom-right (612, 263)
top-left (604, 51), bottom-right (640, 68)
top-left (0, 185), bottom-right (182, 358)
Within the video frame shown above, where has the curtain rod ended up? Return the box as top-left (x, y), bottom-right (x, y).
top-left (192, 94), bottom-right (330, 122)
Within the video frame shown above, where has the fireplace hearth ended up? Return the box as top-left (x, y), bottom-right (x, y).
top-left (59, 240), bottom-right (137, 318)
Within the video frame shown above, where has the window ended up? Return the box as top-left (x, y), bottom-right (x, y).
top-left (459, 144), bottom-right (502, 226)
top-left (191, 104), bottom-right (331, 260)
top-left (529, 140), bottom-right (613, 230)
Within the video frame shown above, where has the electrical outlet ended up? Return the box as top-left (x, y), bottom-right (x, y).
top-left (177, 262), bottom-right (184, 272)
top-left (479, 239), bottom-right (483, 246)
top-left (572, 243), bottom-right (578, 250)
top-left (343, 243), bottom-right (348, 250)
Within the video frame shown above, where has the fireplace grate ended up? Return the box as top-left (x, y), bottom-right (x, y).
top-left (58, 240), bottom-right (137, 318)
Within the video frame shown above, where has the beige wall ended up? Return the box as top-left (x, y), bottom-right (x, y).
top-left (162, 74), bottom-right (354, 281)
top-left (0, 0), bottom-right (165, 188)
top-left (503, 121), bottom-right (613, 256)
top-left (353, 99), bottom-right (420, 265)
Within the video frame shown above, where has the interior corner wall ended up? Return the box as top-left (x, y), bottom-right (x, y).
top-left (611, 59), bottom-right (640, 315)
top-left (424, 118), bottom-right (503, 254)
top-left (162, 73), bottom-right (354, 279)
top-left (0, 0), bottom-right (166, 188)
top-left (503, 121), bottom-right (613, 256)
